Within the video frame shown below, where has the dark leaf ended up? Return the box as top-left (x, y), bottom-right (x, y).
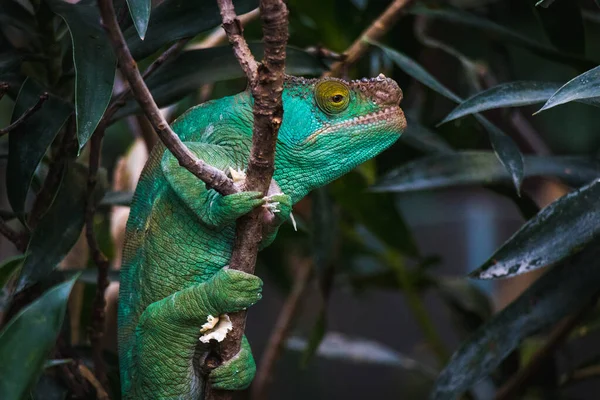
top-left (0, 255), bottom-right (24, 315)
top-left (439, 81), bottom-right (562, 125)
top-left (17, 163), bottom-right (105, 290)
top-left (375, 42), bottom-right (524, 192)
top-left (115, 44), bottom-right (325, 118)
top-left (533, 0), bottom-right (585, 55)
top-left (431, 239), bottom-right (600, 399)
top-left (372, 152), bottom-right (600, 192)
top-left (436, 278), bottom-right (493, 336)
top-left (0, 275), bottom-right (79, 400)
top-left (472, 178), bottom-right (600, 279)
top-left (100, 191), bottom-right (134, 208)
top-left (125, 0), bottom-right (258, 60)
top-left (312, 187), bottom-right (338, 290)
top-left (535, 0), bottom-right (557, 6)
top-left (537, 66), bottom-right (600, 113)
top-left (125, 0), bottom-right (150, 40)
top-left (301, 309), bottom-right (327, 366)
top-left (330, 171), bottom-right (419, 257)
top-left (403, 115), bottom-right (454, 153)
top-left (47, 0), bottom-right (116, 150)
top-left (7, 79), bottom-right (71, 218)
top-left (289, 332), bottom-right (437, 376)
top-left (409, 3), bottom-right (595, 70)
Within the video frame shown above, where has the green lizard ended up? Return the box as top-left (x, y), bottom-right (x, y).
top-left (118, 74), bottom-right (406, 399)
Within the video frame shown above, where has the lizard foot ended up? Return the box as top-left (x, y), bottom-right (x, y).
top-left (209, 335), bottom-right (256, 390)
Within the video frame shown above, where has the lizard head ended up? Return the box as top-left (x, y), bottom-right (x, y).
top-left (276, 74), bottom-right (406, 200)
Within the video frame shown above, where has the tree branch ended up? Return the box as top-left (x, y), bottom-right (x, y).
top-left (495, 298), bottom-right (598, 400)
top-left (205, 1), bottom-right (288, 399)
top-left (325, 0), bottom-right (414, 77)
top-left (251, 258), bottom-right (312, 400)
top-left (98, 0), bottom-right (237, 196)
top-left (217, 0), bottom-right (259, 84)
top-left (0, 218), bottom-right (26, 252)
top-left (0, 93), bottom-right (48, 136)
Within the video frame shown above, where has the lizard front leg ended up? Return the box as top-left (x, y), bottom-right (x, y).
top-left (132, 268), bottom-right (262, 399)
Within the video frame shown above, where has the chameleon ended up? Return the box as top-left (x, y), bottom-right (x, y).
top-left (117, 74), bottom-right (406, 399)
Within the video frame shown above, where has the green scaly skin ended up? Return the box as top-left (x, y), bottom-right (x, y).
top-left (118, 75), bottom-right (406, 399)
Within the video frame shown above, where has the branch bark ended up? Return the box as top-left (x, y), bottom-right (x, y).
top-left (98, 0), bottom-right (237, 196)
top-left (205, 1), bottom-right (288, 399)
top-left (0, 92), bottom-right (48, 136)
top-left (325, 0), bottom-right (414, 77)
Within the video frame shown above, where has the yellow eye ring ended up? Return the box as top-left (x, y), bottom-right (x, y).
top-left (315, 81), bottom-right (350, 114)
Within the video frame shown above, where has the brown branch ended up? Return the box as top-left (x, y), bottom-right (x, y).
top-left (251, 258), bottom-right (312, 400)
top-left (495, 298), bottom-right (598, 400)
top-left (78, 363), bottom-right (110, 400)
top-left (325, 0), bottom-right (414, 77)
top-left (0, 82), bottom-right (9, 101)
top-left (0, 218), bottom-right (26, 252)
top-left (0, 93), bottom-right (48, 136)
top-left (217, 0), bottom-right (259, 84)
top-left (205, 1), bottom-right (288, 400)
top-left (98, 0), bottom-right (237, 196)
top-left (85, 128), bottom-right (110, 389)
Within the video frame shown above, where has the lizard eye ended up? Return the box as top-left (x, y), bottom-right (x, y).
top-left (315, 81), bottom-right (350, 114)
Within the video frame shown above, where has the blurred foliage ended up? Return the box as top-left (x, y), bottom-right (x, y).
top-left (1, 0), bottom-right (600, 399)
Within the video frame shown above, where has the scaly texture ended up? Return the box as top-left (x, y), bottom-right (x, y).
top-left (118, 75), bottom-right (406, 399)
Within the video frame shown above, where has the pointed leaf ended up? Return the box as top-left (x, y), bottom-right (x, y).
top-left (7, 79), bottom-right (72, 217)
top-left (538, 66), bottom-right (600, 113)
top-left (409, 3), bottom-right (595, 70)
top-left (534, 0), bottom-right (585, 55)
top-left (126, 0), bottom-right (150, 40)
top-left (432, 240), bottom-right (600, 399)
top-left (440, 82), bottom-right (562, 124)
top-left (0, 255), bottom-right (25, 314)
top-left (115, 44), bottom-right (325, 118)
top-left (375, 42), bottom-right (524, 192)
top-left (373, 152), bottom-right (600, 193)
top-left (17, 163), bottom-right (104, 290)
top-left (289, 332), bottom-right (437, 376)
top-left (125, 0), bottom-right (258, 60)
top-left (0, 275), bottom-right (79, 400)
top-left (47, 0), bottom-right (116, 150)
top-left (403, 115), bottom-right (454, 153)
top-left (472, 178), bottom-right (600, 279)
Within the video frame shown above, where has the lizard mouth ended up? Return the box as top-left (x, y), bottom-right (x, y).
top-left (305, 106), bottom-right (406, 143)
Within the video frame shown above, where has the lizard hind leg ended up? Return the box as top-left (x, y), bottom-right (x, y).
top-left (209, 335), bottom-right (256, 390)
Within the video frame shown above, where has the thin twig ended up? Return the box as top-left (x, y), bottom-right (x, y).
top-left (190, 8), bottom-right (260, 50)
top-left (85, 129), bottom-right (110, 389)
top-left (495, 298), bottom-right (598, 400)
top-left (0, 82), bottom-right (9, 101)
top-left (325, 0), bottom-right (415, 77)
top-left (0, 218), bottom-right (25, 252)
top-left (98, 0), bottom-right (238, 195)
top-left (205, 1), bottom-right (288, 399)
top-left (0, 93), bottom-right (49, 136)
top-left (217, 0), bottom-right (259, 84)
top-left (251, 259), bottom-right (312, 400)
top-left (78, 363), bottom-right (110, 400)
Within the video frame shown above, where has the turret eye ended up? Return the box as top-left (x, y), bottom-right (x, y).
top-left (315, 81), bottom-right (350, 114)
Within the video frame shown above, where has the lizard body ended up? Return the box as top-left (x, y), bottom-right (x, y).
top-left (118, 75), bottom-right (405, 399)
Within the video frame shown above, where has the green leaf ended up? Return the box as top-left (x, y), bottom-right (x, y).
top-left (440, 82), bottom-right (562, 125)
top-left (330, 172), bottom-right (419, 257)
top-left (431, 240), bottom-right (600, 399)
top-left (0, 255), bottom-right (25, 289)
top-left (536, 0), bottom-right (557, 7)
top-left (533, 0), bottom-right (585, 55)
top-left (7, 79), bottom-right (72, 218)
top-left (126, 0), bottom-right (151, 40)
top-left (537, 66), bottom-right (600, 113)
top-left (125, 0), bottom-right (258, 60)
top-left (374, 42), bottom-right (524, 192)
top-left (99, 191), bottom-right (134, 208)
top-left (116, 44), bottom-right (325, 118)
top-left (403, 115), bottom-right (454, 153)
top-left (0, 274), bottom-right (79, 400)
top-left (17, 163), bottom-right (104, 290)
top-left (46, 0), bottom-right (116, 151)
top-left (372, 152), bottom-right (600, 192)
top-left (301, 309), bottom-right (327, 366)
top-left (472, 178), bottom-right (600, 279)
top-left (409, 3), bottom-right (595, 70)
